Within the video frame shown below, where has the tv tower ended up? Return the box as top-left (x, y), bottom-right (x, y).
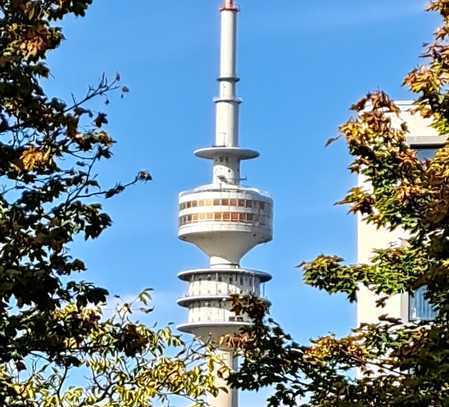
top-left (177, 1), bottom-right (273, 406)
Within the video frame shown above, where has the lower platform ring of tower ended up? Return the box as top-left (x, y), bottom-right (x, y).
top-left (177, 267), bottom-right (272, 283)
top-left (177, 294), bottom-right (272, 308)
top-left (176, 263), bottom-right (270, 345)
top-left (177, 321), bottom-right (250, 346)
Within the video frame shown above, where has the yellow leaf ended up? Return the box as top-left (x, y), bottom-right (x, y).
top-left (20, 147), bottom-right (51, 171)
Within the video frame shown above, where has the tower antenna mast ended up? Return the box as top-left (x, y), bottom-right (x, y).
top-left (222, 0), bottom-right (239, 11)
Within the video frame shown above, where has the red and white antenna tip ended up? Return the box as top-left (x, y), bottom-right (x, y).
top-left (221, 0), bottom-right (239, 11)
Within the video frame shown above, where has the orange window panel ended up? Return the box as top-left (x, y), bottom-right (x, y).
top-left (231, 212), bottom-right (239, 221)
top-left (239, 213), bottom-right (246, 222)
top-left (207, 213), bottom-right (214, 220)
top-left (223, 212), bottom-right (230, 220)
top-left (230, 199), bottom-right (237, 206)
top-left (238, 199), bottom-right (245, 207)
top-left (222, 199), bottom-right (229, 206)
top-left (214, 213), bottom-right (222, 221)
top-left (213, 199), bottom-right (220, 206)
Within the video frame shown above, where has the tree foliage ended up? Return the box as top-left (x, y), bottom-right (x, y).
top-left (6, 291), bottom-right (220, 407)
top-left (0, 1), bottom-right (219, 405)
top-left (228, 1), bottom-right (449, 406)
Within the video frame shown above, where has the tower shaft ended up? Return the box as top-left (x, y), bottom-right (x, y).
top-left (209, 350), bottom-right (238, 407)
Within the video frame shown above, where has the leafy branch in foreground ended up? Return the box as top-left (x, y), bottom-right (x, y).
top-left (3, 291), bottom-right (220, 407)
top-left (228, 1), bottom-right (449, 406)
top-left (0, 1), bottom-right (218, 405)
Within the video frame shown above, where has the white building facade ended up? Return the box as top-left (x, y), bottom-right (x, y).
top-left (177, 1), bottom-right (273, 406)
top-left (357, 101), bottom-right (442, 326)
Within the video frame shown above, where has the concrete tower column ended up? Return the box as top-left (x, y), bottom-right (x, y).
top-left (208, 350), bottom-right (238, 407)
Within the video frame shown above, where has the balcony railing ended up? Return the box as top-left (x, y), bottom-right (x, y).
top-left (183, 283), bottom-right (265, 299)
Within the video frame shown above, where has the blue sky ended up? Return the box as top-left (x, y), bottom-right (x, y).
top-left (46, 0), bottom-right (435, 405)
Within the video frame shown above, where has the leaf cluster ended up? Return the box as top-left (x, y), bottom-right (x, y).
top-left (0, 1), bottom-right (215, 406)
top-left (229, 2), bottom-right (449, 406)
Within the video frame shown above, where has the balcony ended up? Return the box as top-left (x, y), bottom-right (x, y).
top-left (177, 267), bottom-right (272, 283)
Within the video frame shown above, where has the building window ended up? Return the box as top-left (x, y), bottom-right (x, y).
top-left (415, 147), bottom-right (440, 161)
top-left (409, 286), bottom-right (437, 321)
top-left (412, 144), bottom-right (445, 161)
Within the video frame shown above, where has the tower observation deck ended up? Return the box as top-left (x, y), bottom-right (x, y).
top-left (177, 1), bottom-right (273, 406)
